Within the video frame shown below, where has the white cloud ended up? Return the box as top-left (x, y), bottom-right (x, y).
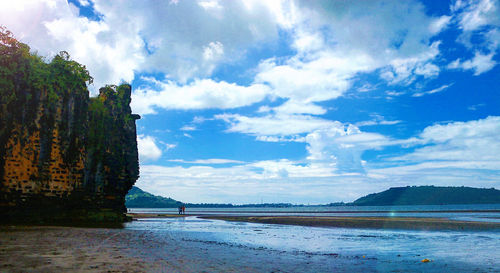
top-left (215, 113), bottom-right (336, 136)
top-left (78, 0), bottom-right (90, 7)
top-left (468, 103), bottom-right (486, 111)
top-left (451, 0), bottom-right (500, 73)
top-left (393, 116), bottom-right (500, 163)
top-left (292, 30), bottom-right (324, 52)
top-left (459, 52), bottom-right (496, 75)
top-left (137, 134), bottom-right (163, 162)
top-left (429, 15), bottom-right (452, 34)
top-left (103, 0), bottom-right (280, 82)
top-left (255, 51), bottom-right (374, 103)
top-left (202, 41), bottom-right (224, 73)
top-left (453, 0), bottom-right (499, 31)
top-left (355, 115), bottom-right (402, 127)
top-left (239, 0), bottom-right (447, 109)
top-left (255, 135), bottom-right (306, 143)
top-left (412, 83), bottom-right (453, 97)
top-left (169, 159), bottom-right (245, 164)
top-left (131, 77), bottom-right (270, 115)
top-left (217, 113), bottom-right (500, 178)
top-left (180, 125), bottom-right (197, 131)
top-left (305, 125), bottom-right (395, 173)
top-left (159, 141), bottom-right (177, 150)
top-left (192, 116), bottom-right (211, 124)
top-left (385, 90), bottom-right (406, 97)
top-left (271, 100), bottom-right (327, 115)
top-left (198, 0), bottom-right (223, 12)
top-left (203, 41), bottom-right (224, 61)
top-left (381, 42), bottom-right (441, 85)
top-left (447, 52), bottom-right (496, 75)
top-left (217, 112), bottom-right (405, 173)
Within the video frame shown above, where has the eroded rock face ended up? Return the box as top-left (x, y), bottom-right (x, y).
top-left (84, 85), bottom-right (140, 214)
top-left (0, 28), bottom-right (139, 223)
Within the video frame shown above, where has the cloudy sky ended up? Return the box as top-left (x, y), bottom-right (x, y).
top-left (3, 0), bottom-right (500, 204)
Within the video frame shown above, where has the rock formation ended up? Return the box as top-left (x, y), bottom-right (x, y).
top-left (0, 27), bottom-right (140, 223)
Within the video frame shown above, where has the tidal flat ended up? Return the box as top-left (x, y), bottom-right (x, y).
top-left (1, 215), bottom-right (499, 272)
top-left (200, 215), bottom-right (500, 230)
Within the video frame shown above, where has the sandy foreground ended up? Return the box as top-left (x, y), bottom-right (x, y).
top-left (0, 226), bottom-right (164, 272)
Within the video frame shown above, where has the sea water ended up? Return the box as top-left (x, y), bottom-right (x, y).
top-left (125, 205), bottom-right (500, 272)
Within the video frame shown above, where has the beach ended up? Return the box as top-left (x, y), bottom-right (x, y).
top-left (0, 223), bottom-right (382, 272)
top-left (1, 213), bottom-right (499, 272)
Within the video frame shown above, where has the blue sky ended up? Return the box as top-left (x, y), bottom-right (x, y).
top-left (3, 0), bottom-right (500, 203)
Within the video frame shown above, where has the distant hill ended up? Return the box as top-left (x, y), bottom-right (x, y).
top-left (127, 185), bottom-right (500, 208)
top-left (352, 186), bottom-right (500, 206)
top-left (125, 186), bottom-right (183, 208)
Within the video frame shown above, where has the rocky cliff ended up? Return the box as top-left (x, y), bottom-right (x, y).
top-left (0, 27), bottom-right (140, 223)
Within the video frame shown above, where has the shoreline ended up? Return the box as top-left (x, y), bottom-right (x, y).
top-left (128, 209), bottom-right (500, 214)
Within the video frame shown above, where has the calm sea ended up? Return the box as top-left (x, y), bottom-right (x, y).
top-left (124, 212), bottom-right (500, 272)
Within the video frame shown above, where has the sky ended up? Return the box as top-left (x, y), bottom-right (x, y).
top-left (2, 0), bottom-right (500, 204)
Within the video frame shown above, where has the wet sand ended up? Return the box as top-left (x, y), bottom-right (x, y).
top-left (198, 215), bottom-right (500, 231)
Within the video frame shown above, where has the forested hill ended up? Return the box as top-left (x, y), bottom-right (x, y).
top-left (352, 186), bottom-right (500, 206)
top-left (126, 186), bottom-right (500, 208)
top-left (125, 186), bottom-right (183, 208)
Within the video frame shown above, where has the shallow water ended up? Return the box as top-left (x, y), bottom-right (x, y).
top-left (125, 216), bottom-right (500, 272)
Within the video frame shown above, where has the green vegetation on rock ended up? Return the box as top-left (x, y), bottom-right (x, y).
top-left (0, 27), bottom-right (92, 181)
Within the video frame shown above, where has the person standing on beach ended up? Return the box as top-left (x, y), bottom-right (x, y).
top-left (182, 205), bottom-right (186, 215)
top-left (178, 206), bottom-right (182, 215)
